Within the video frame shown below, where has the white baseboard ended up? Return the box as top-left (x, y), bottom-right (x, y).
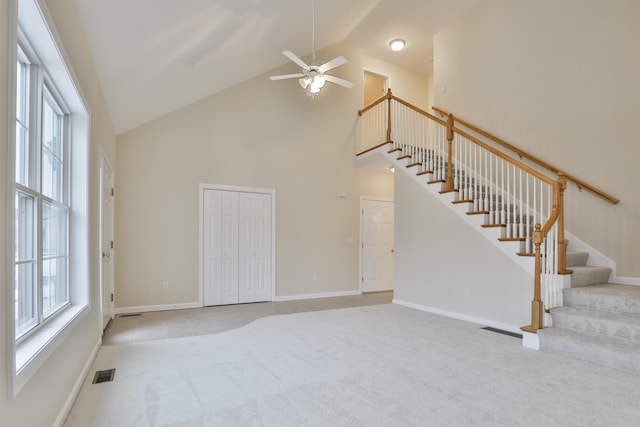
top-left (392, 298), bottom-right (522, 335)
top-left (53, 338), bottom-right (101, 427)
top-left (611, 275), bottom-right (640, 286)
top-left (273, 289), bottom-right (362, 302)
top-left (117, 291), bottom-right (367, 312)
top-left (115, 302), bottom-right (202, 315)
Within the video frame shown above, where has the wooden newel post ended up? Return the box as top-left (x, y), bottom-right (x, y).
top-left (557, 173), bottom-right (569, 274)
top-left (446, 113), bottom-right (454, 191)
top-left (386, 89), bottom-right (392, 142)
top-left (523, 223), bottom-right (544, 333)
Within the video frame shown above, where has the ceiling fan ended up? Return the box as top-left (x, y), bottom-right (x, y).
top-left (269, 0), bottom-right (354, 96)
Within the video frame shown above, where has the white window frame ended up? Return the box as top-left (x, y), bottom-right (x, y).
top-left (7, 0), bottom-right (91, 397)
top-left (14, 42), bottom-right (71, 342)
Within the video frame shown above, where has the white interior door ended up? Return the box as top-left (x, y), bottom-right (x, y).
top-left (238, 192), bottom-right (271, 303)
top-left (361, 198), bottom-right (394, 292)
top-left (99, 154), bottom-right (115, 330)
top-left (203, 188), bottom-right (272, 306)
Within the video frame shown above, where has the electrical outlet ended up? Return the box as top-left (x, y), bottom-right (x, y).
top-left (162, 281), bottom-right (169, 290)
top-left (464, 287), bottom-right (470, 297)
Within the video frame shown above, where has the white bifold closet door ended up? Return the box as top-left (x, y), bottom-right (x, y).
top-left (203, 189), bottom-right (271, 306)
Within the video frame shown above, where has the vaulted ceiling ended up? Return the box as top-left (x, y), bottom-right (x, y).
top-left (74, 0), bottom-right (481, 134)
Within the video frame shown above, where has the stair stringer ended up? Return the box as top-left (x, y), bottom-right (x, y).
top-left (377, 147), bottom-right (536, 277)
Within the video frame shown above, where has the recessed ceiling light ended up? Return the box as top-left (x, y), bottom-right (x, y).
top-left (389, 39), bottom-right (405, 52)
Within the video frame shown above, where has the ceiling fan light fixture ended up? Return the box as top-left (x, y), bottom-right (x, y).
top-left (308, 82), bottom-right (322, 95)
top-left (389, 38), bottom-right (406, 52)
top-left (312, 74), bottom-right (326, 89)
top-left (269, 0), bottom-right (353, 95)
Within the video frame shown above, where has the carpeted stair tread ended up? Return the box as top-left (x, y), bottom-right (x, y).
top-left (565, 251), bottom-right (589, 267)
top-left (538, 327), bottom-right (640, 375)
top-left (563, 284), bottom-right (640, 316)
top-left (550, 306), bottom-right (640, 342)
top-left (570, 265), bottom-right (611, 287)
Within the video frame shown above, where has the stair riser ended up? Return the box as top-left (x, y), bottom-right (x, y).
top-left (539, 329), bottom-right (640, 375)
top-left (563, 289), bottom-right (640, 316)
top-left (566, 251), bottom-right (589, 267)
top-left (570, 267), bottom-right (612, 287)
top-left (552, 311), bottom-right (640, 342)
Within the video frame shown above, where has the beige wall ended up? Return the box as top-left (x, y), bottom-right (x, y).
top-left (434, 0), bottom-right (640, 278)
top-left (363, 55), bottom-right (430, 110)
top-left (0, 1), bottom-right (116, 425)
top-left (115, 43), bottom-right (394, 308)
top-left (394, 171), bottom-right (533, 328)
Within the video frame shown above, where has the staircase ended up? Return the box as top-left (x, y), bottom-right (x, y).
top-left (357, 90), bottom-right (636, 373)
top-left (539, 251), bottom-right (640, 374)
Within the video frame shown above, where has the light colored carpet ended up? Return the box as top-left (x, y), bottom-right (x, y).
top-left (65, 304), bottom-right (640, 426)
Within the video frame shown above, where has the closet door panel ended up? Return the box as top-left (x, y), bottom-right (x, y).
top-left (238, 192), bottom-right (271, 303)
top-left (203, 190), bottom-right (239, 305)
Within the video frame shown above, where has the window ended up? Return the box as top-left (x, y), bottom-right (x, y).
top-left (10, 0), bottom-right (90, 396)
top-left (14, 47), bottom-right (71, 341)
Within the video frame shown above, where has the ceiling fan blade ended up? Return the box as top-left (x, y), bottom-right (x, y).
top-left (269, 73), bottom-right (305, 81)
top-left (318, 56), bottom-right (348, 73)
top-left (282, 50), bottom-right (309, 70)
top-left (324, 74), bottom-right (354, 89)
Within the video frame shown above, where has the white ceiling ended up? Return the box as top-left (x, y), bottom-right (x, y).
top-left (74, 0), bottom-right (481, 134)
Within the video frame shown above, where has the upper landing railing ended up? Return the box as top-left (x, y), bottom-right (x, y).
top-left (357, 89), bottom-right (619, 332)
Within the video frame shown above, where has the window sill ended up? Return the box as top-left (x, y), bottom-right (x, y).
top-left (14, 304), bottom-right (88, 395)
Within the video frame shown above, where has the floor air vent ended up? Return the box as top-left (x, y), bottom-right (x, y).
top-left (119, 313), bottom-right (141, 317)
top-left (481, 326), bottom-right (522, 339)
top-left (92, 368), bottom-right (116, 384)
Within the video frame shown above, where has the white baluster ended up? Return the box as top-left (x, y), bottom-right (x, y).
top-left (487, 154), bottom-right (497, 224)
top-left (518, 169), bottom-right (524, 238)
top-left (467, 139), bottom-right (472, 201)
top-left (500, 159), bottom-right (505, 224)
top-left (455, 137), bottom-right (460, 191)
top-left (473, 144), bottom-right (479, 211)
top-left (508, 163), bottom-right (513, 227)
top-left (525, 174), bottom-right (530, 253)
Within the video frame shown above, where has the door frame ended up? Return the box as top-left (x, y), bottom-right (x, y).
top-left (199, 183), bottom-right (276, 306)
top-left (359, 196), bottom-right (394, 293)
top-left (99, 145), bottom-right (115, 330)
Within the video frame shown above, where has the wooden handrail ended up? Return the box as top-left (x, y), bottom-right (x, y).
top-left (391, 96), bottom-right (448, 127)
top-left (358, 91), bottom-right (390, 116)
top-left (432, 106), bottom-right (619, 205)
top-left (359, 90), bottom-right (448, 126)
top-left (357, 141), bottom-right (393, 156)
